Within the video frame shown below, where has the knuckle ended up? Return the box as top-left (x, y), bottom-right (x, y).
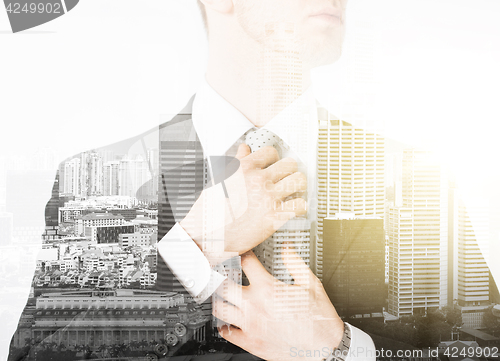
top-left (263, 146), bottom-right (279, 159)
top-left (284, 157), bottom-right (298, 169)
top-left (297, 172), bottom-right (307, 182)
top-left (296, 172), bottom-right (307, 187)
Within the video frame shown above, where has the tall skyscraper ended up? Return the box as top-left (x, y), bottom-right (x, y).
top-left (322, 214), bottom-right (385, 318)
top-left (63, 158), bottom-right (81, 196)
top-left (315, 117), bottom-right (385, 280)
top-left (157, 120), bottom-right (206, 294)
top-left (388, 149), bottom-right (449, 317)
top-left (118, 155), bottom-right (150, 198)
top-left (87, 151), bottom-right (104, 196)
top-left (451, 195), bottom-right (491, 328)
top-left (387, 206), bottom-right (414, 317)
top-left (103, 161), bottom-right (120, 196)
top-left (79, 152), bottom-right (88, 197)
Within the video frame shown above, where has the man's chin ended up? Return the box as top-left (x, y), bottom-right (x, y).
top-left (298, 30), bottom-right (344, 69)
top-left (304, 47), bottom-right (343, 70)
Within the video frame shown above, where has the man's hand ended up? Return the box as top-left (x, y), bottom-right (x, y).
top-left (180, 143), bottom-right (307, 260)
top-left (213, 248), bottom-right (344, 361)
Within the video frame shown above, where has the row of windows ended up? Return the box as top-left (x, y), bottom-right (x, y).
top-left (36, 309), bottom-right (169, 316)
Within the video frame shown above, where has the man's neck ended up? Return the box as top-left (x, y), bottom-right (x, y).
top-left (205, 27), bottom-right (312, 128)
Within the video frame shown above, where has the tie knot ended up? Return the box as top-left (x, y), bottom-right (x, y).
top-left (245, 128), bottom-right (281, 154)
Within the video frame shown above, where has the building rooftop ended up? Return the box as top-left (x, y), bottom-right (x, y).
top-left (81, 249), bottom-right (105, 259)
top-left (460, 328), bottom-right (499, 341)
top-left (78, 213), bottom-right (125, 221)
top-left (439, 340), bottom-right (479, 347)
top-left (39, 289), bottom-right (178, 298)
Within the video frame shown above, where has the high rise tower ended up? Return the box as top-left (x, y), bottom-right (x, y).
top-left (315, 117), bottom-right (385, 280)
top-left (452, 197), bottom-right (491, 328)
top-left (118, 155), bottom-right (150, 198)
top-left (157, 119), bottom-right (206, 294)
top-left (388, 149), bottom-right (449, 317)
top-left (63, 158), bottom-right (81, 196)
top-left (87, 152), bottom-right (104, 196)
top-left (103, 161), bottom-right (120, 196)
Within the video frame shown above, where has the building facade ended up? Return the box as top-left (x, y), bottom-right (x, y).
top-left (323, 214), bottom-right (385, 318)
top-left (388, 149), bottom-right (449, 317)
top-left (315, 118), bottom-right (385, 280)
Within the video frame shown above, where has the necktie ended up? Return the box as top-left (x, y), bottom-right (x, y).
top-left (245, 128), bottom-right (286, 158)
top-left (243, 128), bottom-right (310, 284)
top-left (243, 128), bottom-right (311, 320)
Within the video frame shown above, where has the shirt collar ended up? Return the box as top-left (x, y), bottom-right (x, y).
top-left (192, 78), bottom-right (317, 162)
top-left (192, 79), bottom-right (252, 158)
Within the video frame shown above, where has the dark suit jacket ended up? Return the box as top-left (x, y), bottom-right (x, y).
top-left (8, 97), bottom-right (264, 361)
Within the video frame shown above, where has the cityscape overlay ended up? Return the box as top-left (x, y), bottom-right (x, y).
top-left (2, 116), bottom-right (499, 361)
top-left (1, 23), bottom-right (499, 361)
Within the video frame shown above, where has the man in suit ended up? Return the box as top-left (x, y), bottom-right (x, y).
top-left (155, 0), bottom-right (378, 359)
top-left (9, 0), bottom-right (378, 360)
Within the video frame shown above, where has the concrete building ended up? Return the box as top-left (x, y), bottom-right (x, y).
top-left (58, 205), bottom-right (86, 223)
top-left (322, 214), bottom-right (385, 318)
top-left (10, 290), bottom-right (208, 358)
top-left (107, 208), bottom-right (138, 221)
top-left (144, 253), bottom-right (157, 272)
top-left (86, 152), bottom-right (104, 197)
top-left (157, 120), bottom-right (206, 294)
top-left (75, 212), bottom-right (126, 236)
top-left (451, 196), bottom-right (491, 328)
top-left (315, 117), bottom-right (385, 280)
top-left (63, 158), bottom-right (81, 197)
top-left (119, 232), bottom-right (154, 248)
top-left (103, 161), bottom-right (120, 196)
top-left (118, 155), bottom-right (150, 198)
top-left (388, 149), bottom-right (449, 317)
top-left (85, 224), bottom-right (135, 244)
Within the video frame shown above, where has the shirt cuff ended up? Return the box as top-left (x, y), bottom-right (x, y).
top-left (157, 222), bottom-right (226, 303)
top-left (344, 323), bottom-right (376, 361)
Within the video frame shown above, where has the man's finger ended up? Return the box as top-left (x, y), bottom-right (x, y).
top-left (275, 197), bottom-right (307, 216)
top-left (265, 157), bottom-right (298, 183)
top-left (218, 325), bottom-right (247, 347)
top-left (273, 172), bottom-right (307, 200)
top-left (265, 198), bottom-right (307, 232)
top-left (241, 251), bottom-right (272, 286)
top-left (281, 243), bottom-right (315, 287)
top-left (212, 296), bottom-right (245, 330)
top-left (244, 146), bottom-right (279, 169)
top-left (215, 277), bottom-right (245, 308)
top-left (235, 143), bottom-right (251, 160)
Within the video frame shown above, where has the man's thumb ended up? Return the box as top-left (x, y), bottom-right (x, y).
top-left (235, 143), bottom-right (251, 160)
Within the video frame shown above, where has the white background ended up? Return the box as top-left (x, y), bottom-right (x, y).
top-left (1, 0), bottom-right (500, 358)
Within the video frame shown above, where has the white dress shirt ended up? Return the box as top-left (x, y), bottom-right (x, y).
top-left (157, 79), bottom-right (376, 361)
